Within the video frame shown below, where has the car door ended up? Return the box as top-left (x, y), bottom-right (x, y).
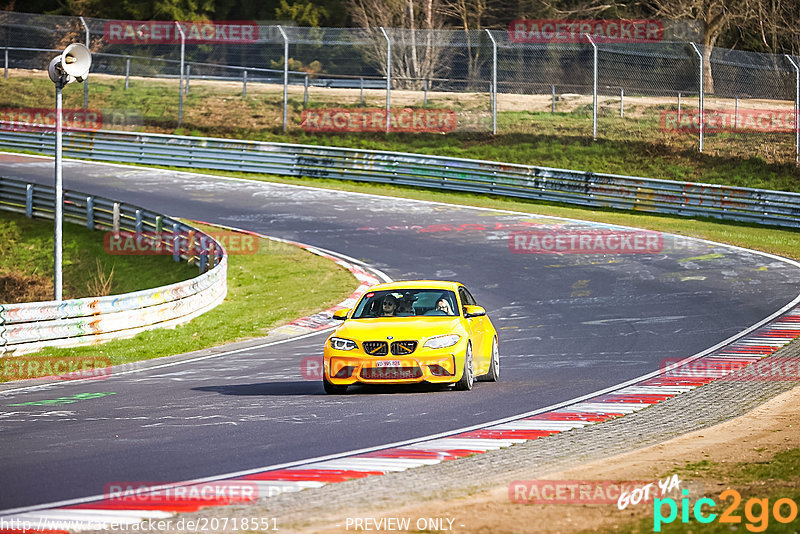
top-left (459, 286), bottom-right (487, 369)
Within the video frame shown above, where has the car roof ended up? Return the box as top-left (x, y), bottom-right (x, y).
top-left (367, 280), bottom-right (463, 292)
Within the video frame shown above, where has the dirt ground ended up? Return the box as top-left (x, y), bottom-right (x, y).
top-left (12, 69), bottom-right (794, 117)
top-left (296, 384), bottom-right (800, 533)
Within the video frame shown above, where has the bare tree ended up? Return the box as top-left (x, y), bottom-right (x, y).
top-left (348, 0), bottom-right (450, 89)
top-left (749, 0), bottom-right (799, 56)
top-left (438, 0), bottom-right (487, 85)
top-left (647, 0), bottom-right (759, 93)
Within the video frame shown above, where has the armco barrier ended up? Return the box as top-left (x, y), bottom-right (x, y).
top-left (0, 124), bottom-right (798, 228)
top-left (0, 176), bottom-right (227, 355)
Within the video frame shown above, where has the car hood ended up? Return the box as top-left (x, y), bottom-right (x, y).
top-left (334, 317), bottom-right (462, 342)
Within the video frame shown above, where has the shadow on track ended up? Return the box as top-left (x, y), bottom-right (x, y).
top-left (193, 382), bottom-right (452, 396)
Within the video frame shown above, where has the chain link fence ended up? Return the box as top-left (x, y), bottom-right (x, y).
top-left (0, 10), bottom-right (798, 165)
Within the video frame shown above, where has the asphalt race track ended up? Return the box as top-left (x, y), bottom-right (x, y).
top-left (2, 154), bottom-right (799, 511)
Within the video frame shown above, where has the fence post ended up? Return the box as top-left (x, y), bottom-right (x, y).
top-left (552, 84), bottom-right (555, 113)
top-left (620, 87), bottom-right (624, 118)
top-left (79, 17), bottom-right (89, 110)
top-left (690, 42), bottom-right (704, 152)
top-left (174, 22), bottom-right (185, 128)
top-left (423, 79), bottom-right (428, 106)
top-left (786, 55), bottom-right (799, 165)
top-left (199, 236), bottom-right (208, 273)
top-left (185, 64), bottom-right (190, 95)
top-left (243, 69), bottom-right (247, 98)
top-left (360, 77), bottom-right (364, 106)
top-left (734, 95), bottom-right (738, 129)
top-left (54, 79), bottom-right (64, 302)
top-left (172, 223), bottom-right (181, 262)
top-left (3, 47), bottom-right (7, 79)
top-left (112, 202), bottom-right (120, 234)
top-left (485, 29), bottom-right (497, 135)
top-left (304, 74), bottom-right (308, 107)
top-left (380, 27), bottom-right (391, 134)
top-left (86, 196), bottom-right (93, 229)
top-left (135, 209), bottom-right (143, 236)
top-left (277, 25), bottom-right (289, 133)
top-left (25, 184), bottom-right (33, 218)
top-left (677, 91), bottom-right (681, 122)
top-left (586, 34), bottom-right (598, 140)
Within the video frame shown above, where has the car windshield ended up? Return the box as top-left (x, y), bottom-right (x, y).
top-left (352, 289), bottom-right (459, 319)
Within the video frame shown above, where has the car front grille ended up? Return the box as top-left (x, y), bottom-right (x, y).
top-left (390, 340), bottom-right (417, 355)
top-left (360, 367), bottom-right (423, 380)
top-left (363, 341), bottom-right (388, 356)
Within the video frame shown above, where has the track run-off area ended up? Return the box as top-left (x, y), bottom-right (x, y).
top-left (1, 152), bottom-right (800, 529)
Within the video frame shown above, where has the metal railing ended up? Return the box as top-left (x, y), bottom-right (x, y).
top-left (0, 124), bottom-right (797, 228)
top-left (0, 175), bottom-right (227, 355)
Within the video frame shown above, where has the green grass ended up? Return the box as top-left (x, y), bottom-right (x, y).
top-left (1, 215), bottom-right (357, 375)
top-left (2, 73), bottom-right (798, 192)
top-left (0, 210), bottom-right (195, 301)
top-left (11, 225), bottom-right (355, 367)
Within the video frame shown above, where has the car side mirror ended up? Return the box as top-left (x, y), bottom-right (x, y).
top-left (332, 308), bottom-right (350, 321)
top-left (463, 305), bottom-right (486, 318)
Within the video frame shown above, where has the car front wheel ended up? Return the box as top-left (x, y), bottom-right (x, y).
top-left (323, 376), bottom-right (348, 394)
top-left (454, 342), bottom-right (474, 391)
top-left (477, 337), bottom-right (499, 382)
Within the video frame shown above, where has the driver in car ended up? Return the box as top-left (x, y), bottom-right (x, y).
top-left (436, 298), bottom-right (454, 315)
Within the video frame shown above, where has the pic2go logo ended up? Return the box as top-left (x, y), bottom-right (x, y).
top-left (654, 489), bottom-right (799, 532)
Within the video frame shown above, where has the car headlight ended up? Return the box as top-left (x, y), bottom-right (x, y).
top-left (329, 337), bottom-right (357, 351)
top-left (424, 334), bottom-right (461, 349)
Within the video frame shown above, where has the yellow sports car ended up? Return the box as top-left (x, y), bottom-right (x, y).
top-left (322, 280), bottom-right (499, 394)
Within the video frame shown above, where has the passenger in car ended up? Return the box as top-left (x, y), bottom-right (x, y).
top-left (381, 295), bottom-right (399, 316)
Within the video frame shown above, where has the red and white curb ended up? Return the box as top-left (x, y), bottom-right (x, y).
top-left (2, 304), bottom-right (798, 532)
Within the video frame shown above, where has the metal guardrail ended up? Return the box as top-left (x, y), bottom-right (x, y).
top-left (0, 124), bottom-right (799, 228)
top-left (0, 175), bottom-right (227, 355)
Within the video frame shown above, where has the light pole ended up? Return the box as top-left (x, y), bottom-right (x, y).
top-left (47, 43), bottom-right (91, 301)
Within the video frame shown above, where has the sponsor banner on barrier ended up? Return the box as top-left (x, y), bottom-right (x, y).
top-left (661, 357), bottom-right (800, 381)
top-left (104, 481), bottom-right (259, 502)
top-left (661, 109), bottom-right (797, 133)
top-left (1, 356), bottom-right (111, 381)
top-left (509, 229), bottom-right (663, 254)
top-left (0, 108), bottom-right (103, 131)
top-left (508, 19), bottom-right (664, 43)
top-left (103, 20), bottom-right (259, 44)
top-left (103, 231), bottom-right (258, 255)
top-left (300, 108), bottom-right (457, 133)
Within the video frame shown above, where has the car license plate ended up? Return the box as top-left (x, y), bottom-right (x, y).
top-left (377, 360), bottom-right (402, 367)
